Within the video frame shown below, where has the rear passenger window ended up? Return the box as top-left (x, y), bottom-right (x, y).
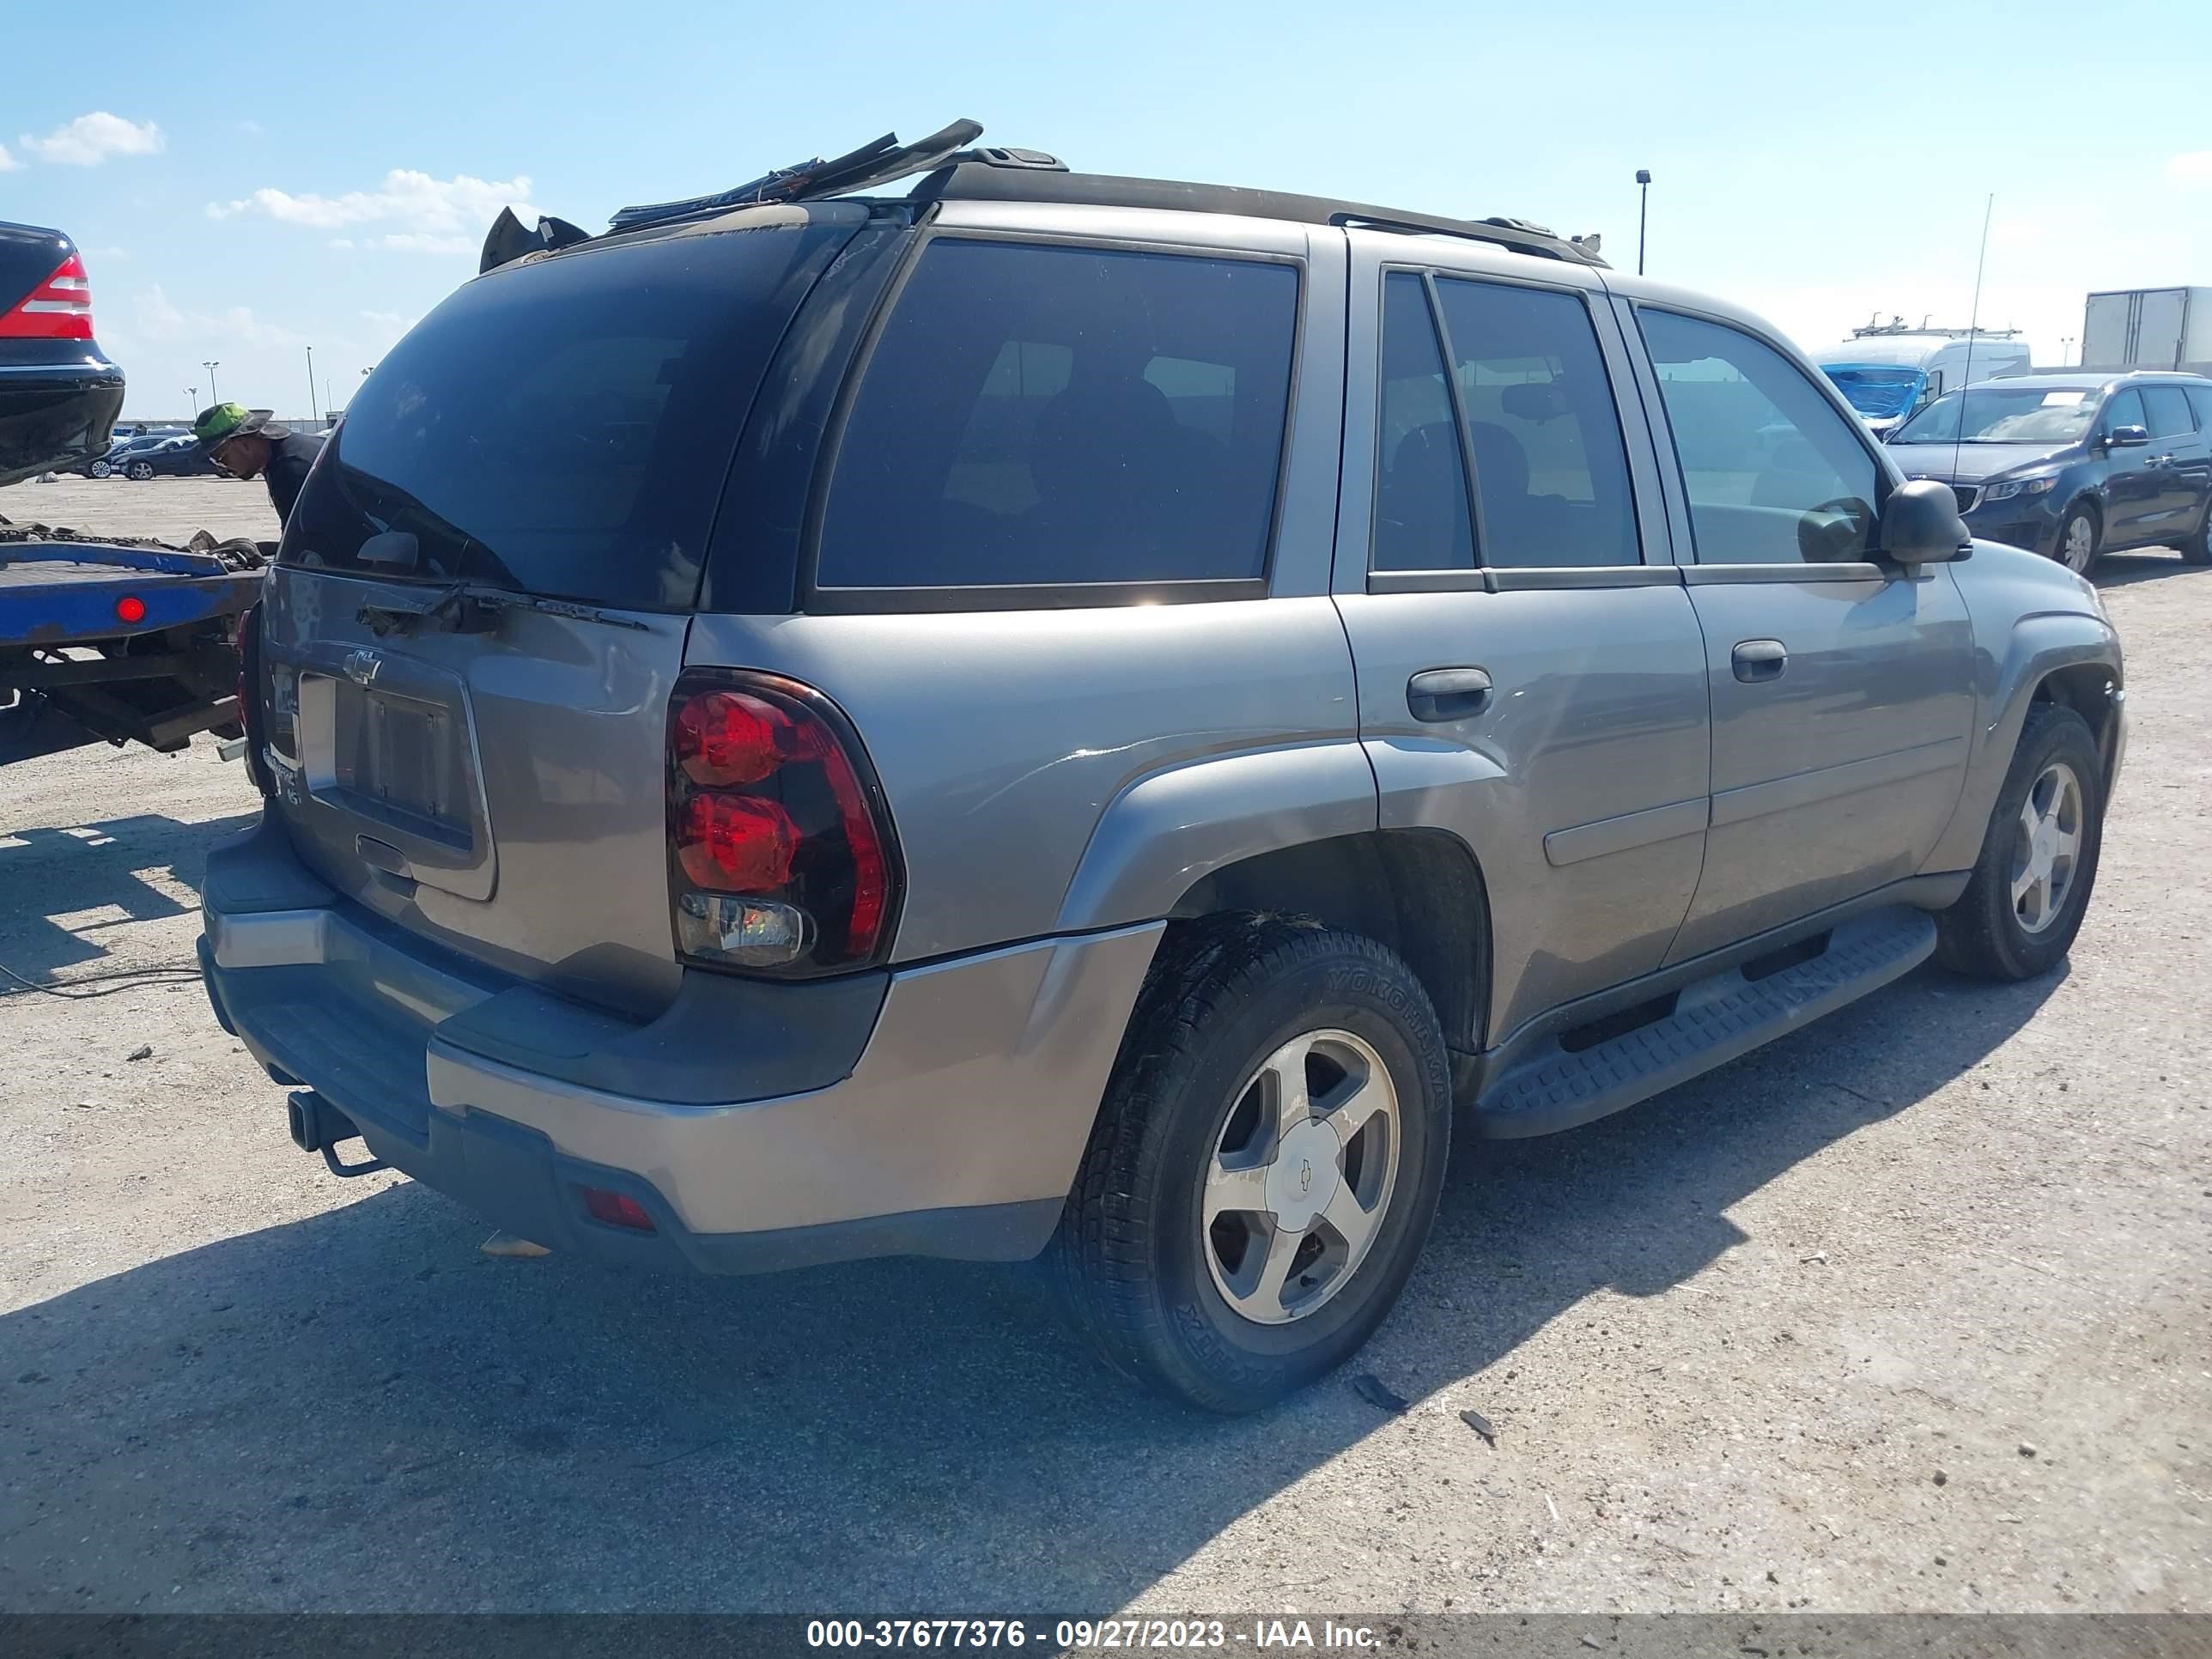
top-left (1373, 271), bottom-right (1474, 571)
top-left (2190, 386), bottom-right (2212, 432)
top-left (1638, 308), bottom-right (1881, 565)
top-left (2141, 385), bottom-right (2196, 438)
top-left (816, 239), bottom-right (1298, 592)
top-left (1434, 277), bottom-right (1639, 567)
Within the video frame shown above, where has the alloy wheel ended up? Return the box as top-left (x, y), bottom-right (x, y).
top-left (2011, 761), bottom-right (2084, 934)
top-left (1201, 1028), bottom-right (1401, 1326)
top-left (2060, 514), bottom-right (2095, 574)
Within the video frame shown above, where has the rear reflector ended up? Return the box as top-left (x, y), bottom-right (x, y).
top-left (113, 594), bottom-right (147, 624)
top-left (0, 251), bottom-right (95, 341)
top-left (577, 1187), bottom-right (656, 1233)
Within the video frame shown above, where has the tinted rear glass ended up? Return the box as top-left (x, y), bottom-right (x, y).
top-left (816, 238), bottom-right (1299, 592)
top-left (283, 216), bottom-right (856, 610)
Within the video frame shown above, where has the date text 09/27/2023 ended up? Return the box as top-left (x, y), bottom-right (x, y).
top-left (805, 1619), bottom-right (1382, 1650)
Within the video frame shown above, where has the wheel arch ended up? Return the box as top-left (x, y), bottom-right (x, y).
top-left (1923, 611), bottom-right (2122, 872)
top-left (1166, 828), bottom-right (1492, 1062)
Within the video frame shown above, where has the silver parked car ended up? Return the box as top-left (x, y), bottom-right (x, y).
top-left (199, 137), bottom-right (2125, 1411)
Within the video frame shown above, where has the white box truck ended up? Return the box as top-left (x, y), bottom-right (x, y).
top-left (2081, 288), bottom-right (2212, 375)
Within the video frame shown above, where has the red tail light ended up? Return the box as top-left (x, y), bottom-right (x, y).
top-left (0, 251), bottom-right (94, 341)
top-left (235, 602), bottom-right (275, 799)
top-left (666, 672), bottom-right (900, 975)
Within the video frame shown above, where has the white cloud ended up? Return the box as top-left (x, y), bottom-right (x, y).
top-left (20, 112), bottom-right (165, 167)
top-left (0, 143), bottom-right (20, 173)
top-left (208, 168), bottom-right (533, 254)
top-left (135, 285), bottom-right (310, 349)
top-left (2168, 151), bottom-right (2212, 186)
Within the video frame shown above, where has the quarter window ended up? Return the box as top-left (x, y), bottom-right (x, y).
top-left (816, 239), bottom-right (1299, 592)
top-left (1638, 308), bottom-right (1881, 565)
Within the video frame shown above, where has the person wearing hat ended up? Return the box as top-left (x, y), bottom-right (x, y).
top-left (191, 403), bottom-right (328, 524)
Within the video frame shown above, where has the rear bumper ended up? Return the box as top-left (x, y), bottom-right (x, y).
top-left (199, 814), bottom-right (1161, 1272)
top-left (0, 348), bottom-right (125, 488)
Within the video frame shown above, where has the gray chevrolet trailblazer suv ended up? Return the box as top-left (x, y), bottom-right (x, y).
top-left (198, 131), bottom-right (2126, 1412)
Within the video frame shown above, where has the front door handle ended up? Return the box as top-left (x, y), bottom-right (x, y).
top-left (1732, 639), bottom-right (1788, 684)
top-left (1407, 666), bottom-right (1493, 721)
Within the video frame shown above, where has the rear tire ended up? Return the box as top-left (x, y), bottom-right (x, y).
top-left (2056, 502), bottom-right (2100, 574)
top-left (126, 461), bottom-right (154, 482)
top-left (1936, 702), bottom-right (2106, 981)
top-left (88, 459), bottom-right (111, 479)
top-left (2182, 496), bottom-right (2212, 565)
top-left (1050, 917), bottom-right (1452, 1413)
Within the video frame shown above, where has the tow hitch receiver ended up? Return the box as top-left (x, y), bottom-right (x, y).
top-left (286, 1091), bottom-right (389, 1178)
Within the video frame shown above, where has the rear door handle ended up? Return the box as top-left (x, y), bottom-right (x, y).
top-left (1407, 666), bottom-right (1493, 721)
top-left (1731, 639), bottom-right (1788, 683)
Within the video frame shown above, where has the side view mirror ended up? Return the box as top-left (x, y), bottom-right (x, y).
top-left (2104, 424), bottom-right (2150, 449)
top-left (1878, 477), bottom-right (1971, 565)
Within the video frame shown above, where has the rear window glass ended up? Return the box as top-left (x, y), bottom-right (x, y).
top-left (283, 218), bottom-right (854, 610)
top-left (816, 239), bottom-right (1299, 592)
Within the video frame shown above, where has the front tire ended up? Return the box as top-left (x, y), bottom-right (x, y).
top-left (2057, 502), bottom-right (2100, 575)
top-left (1051, 918), bottom-right (1452, 1413)
top-left (1936, 702), bottom-right (2106, 981)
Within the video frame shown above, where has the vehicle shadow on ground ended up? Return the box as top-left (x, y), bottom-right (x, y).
top-left (0, 810), bottom-right (254, 981)
top-left (3, 958), bottom-right (2057, 1613)
top-left (2093, 549), bottom-right (2208, 589)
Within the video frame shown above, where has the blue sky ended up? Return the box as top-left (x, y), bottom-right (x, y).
top-left (5, 0), bottom-right (2208, 420)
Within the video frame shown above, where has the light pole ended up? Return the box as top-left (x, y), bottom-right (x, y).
top-left (2061, 335), bottom-right (2075, 366)
top-left (202, 361), bottom-right (221, 404)
top-left (1635, 169), bottom-right (1652, 276)
top-left (306, 344), bottom-right (319, 423)
top-left (185, 386), bottom-right (197, 416)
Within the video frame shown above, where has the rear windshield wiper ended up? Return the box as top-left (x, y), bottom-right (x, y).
top-left (357, 580), bottom-right (647, 638)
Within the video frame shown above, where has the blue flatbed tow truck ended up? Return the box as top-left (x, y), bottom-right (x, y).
top-left (0, 518), bottom-right (264, 763)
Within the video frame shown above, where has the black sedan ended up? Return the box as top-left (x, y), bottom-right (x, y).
top-left (1887, 371), bottom-right (2212, 574)
top-left (110, 434), bottom-right (227, 481)
top-left (0, 220), bottom-right (125, 487)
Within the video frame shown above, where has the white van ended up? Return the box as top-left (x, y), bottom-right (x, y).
top-left (1814, 330), bottom-right (2033, 436)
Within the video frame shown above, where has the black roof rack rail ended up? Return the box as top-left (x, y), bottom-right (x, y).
top-left (910, 165), bottom-right (1606, 267)
top-left (604, 118), bottom-right (984, 235)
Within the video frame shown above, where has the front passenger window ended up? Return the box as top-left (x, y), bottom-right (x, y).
top-left (1638, 308), bottom-right (1881, 565)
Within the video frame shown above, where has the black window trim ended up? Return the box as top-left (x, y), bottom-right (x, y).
top-left (799, 224), bottom-right (1306, 615)
top-left (1630, 298), bottom-right (1897, 574)
top-left (1364, 261), bottom-right (1652, 592)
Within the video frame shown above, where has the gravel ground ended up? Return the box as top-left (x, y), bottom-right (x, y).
top-left (2, 478), bottom-right (2207, 1616)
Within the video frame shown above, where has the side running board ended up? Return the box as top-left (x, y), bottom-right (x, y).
top-left (1471, 908), bottom-right (1938, 1139)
